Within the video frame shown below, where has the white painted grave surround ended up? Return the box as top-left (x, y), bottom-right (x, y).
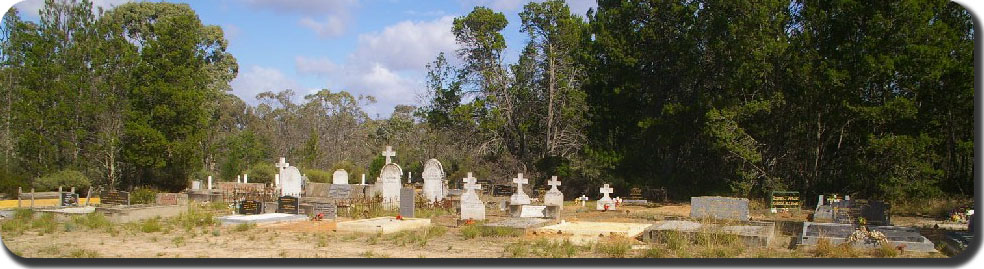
top-left (460, 172), bottom-right (485, 220)
top-left (596, 184), bottom-right (616, 211)
top-left (422, 159), bottom-right (447, 203)
top-left (332, 169), bottom-right (349, 185)
top-left (509, 173), bottom-right (532, 205)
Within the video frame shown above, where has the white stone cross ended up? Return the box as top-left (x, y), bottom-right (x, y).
top-left (513, 173), bottom-right (528, 188)
top-left (579, 194), bottom-right (588, 206)
top-left (463, 172), bottom-right (480, 191)
top-left (276, 157), bottom-right (289, 171)
top-left (599, 184), bottom-right (614, 199)
top-left (547, 176), bottom-right (561, 191)
top-left (382, 146), bottom-right (396, 164)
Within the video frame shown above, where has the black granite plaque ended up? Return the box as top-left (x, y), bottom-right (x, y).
top-left (100, 191), bottom-right (129, 205)
top-left (312, 203), bottom-right (337, 219)
top-left (60, 192), bottom-right (78, 207)
top-left (278, 195), bottom-right (300, 214)
top-left (239, 200), bottom-right (262, 215)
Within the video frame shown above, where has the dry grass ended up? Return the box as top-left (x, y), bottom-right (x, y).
top-left (504, 238), bottom-right (582, 258)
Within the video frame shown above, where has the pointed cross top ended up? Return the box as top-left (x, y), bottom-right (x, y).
top-left (382, 146), bottom-right (396, 164)
top-left (463, 172), bottom-right (477, 185)
top-left (512, 173), bottom-right (528, 187)
top-left (547, 176), bottom-right (561, 189)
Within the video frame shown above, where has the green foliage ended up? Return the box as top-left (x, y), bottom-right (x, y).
top-left (233, 223), bottom-right (255, 232)
top-left (72, 213), bottom-right (111, 230)
top-left (140, 217), bottom-right (163, 233)
top-left (245, 162), bottom-right (276, 185)
top-left (0, 169), bottom-right (29, 199)
top-left (32, 169), bottom-right (91, 192)
top-left (129, 188), bottom-right (158, 205)
top-left (593, 237), bottom-right (632, 258)
top-left (302, 168), bottom-right (332, 183)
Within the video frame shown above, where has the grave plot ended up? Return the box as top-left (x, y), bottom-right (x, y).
top-left (641, 220), bottom-right (775, 248)
top-left (482, 218), bottom-right (556, 234)
top-left (798, 222), bottom-right (936, 252)
top-left (95, 204), bottom-right (187, 223)
top-left (690, 196), bottom-right (750, 221)
top-left (535, 221), bottom-right (653, 244)
top-left (37, 206), bottom-right (97, 222)
top-left (942, 231), bottom-right (973, 256)
top-left (217, 213), bottom-right (308, 225)
top-left (334, 216), bottom-right (432, 234)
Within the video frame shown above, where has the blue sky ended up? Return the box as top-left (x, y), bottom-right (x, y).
top-left (6, 0), bottom-right (597, 118)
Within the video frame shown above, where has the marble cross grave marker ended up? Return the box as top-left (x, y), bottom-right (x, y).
top-left (276, 158), bottom-right (289, 171)
top-left (597, 184), bottom-right (616, 211)
top-left (544, 176), bottom-right (564, 208)
top-left (382, 146), bottom-right (396, 164)
top-left (509, 173), bottom-right (531, 205)
top-left (460, 172), bottom-right (485, 220)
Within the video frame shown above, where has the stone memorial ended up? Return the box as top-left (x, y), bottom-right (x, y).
top-left (519, 205), bottom-right (548, 218)
top-left (101, 191), bottom-right (130, 205)
top-left (543, 176), bottom-right (564, 208)
top-left (312, 203), bottom-right (337, 219)
top-left (421, 159), bottom-right (447, 203)
top-left (191, 180), bottom-right (201, 190)
top-left (831, 199), bottom-right (892, 226)
top-left (276, 158), bottom-right (304, 197)
top-left (377, 146), bottom-right (402, 209)
top-left (509, 173), bottom-right (531, 206)
top-left (60, 192), bottom-right (78, 207)
top-left (239, 200), bottom-right (263, 215)
top-left (799, 222), bottom-right (935, 252)
top-left (596, 184), bottom-right (616, 211)
top-left (400, 188), bottom-right (415, 217)
top-left (578, 195), bottom-right (588, 207)
top-left (277, 195), bottom-right (300, 214)
top-left (769, 191), bottom-right (800, 212)
top-left (460, 172), bottom-right (485, 221)
top-left (690, 196), bottom-right (750, 221)
top-left (332, 169), bottom-right (349, 185)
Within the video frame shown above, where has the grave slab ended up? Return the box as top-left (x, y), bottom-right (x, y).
top-left (943, 231), bottom-right (973, 256)
top-left (95, 205), bottom-right (187, 223)
top-left (536, 221), bottom-right (653, 244)
top-left (483, 218), bottom-right (555, 232)
top-left (642, 220), bottom-right (775, 248)
top-left (335, 217), bottom-right (431, 234)
top-left (798, 222), bottom-right (936, 252)
top-left (217, 213), bottom-right (308, 225)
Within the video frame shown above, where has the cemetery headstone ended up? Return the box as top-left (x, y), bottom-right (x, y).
top-left (60, 192), bottom-right (78, 207)
top-left (421, 159), bottom-right (447, 203)
top-left (239, 200), bottom-right (263, 215)
top-left (543, 176), bottom-right (564, 208)
top-left (460, 172), bottom-right (486, 220)
top-left (596, 184), bottom-right (616, 211)
top-left (690, 196), bottom-right (750, 221)
top-left (509, 173), bottom-right (531, 206)
top-left (277, 195), bottom-right (300, 214)
top-left (578, 195), bottom-right (588, 207)
top-left (400, 188), bottom-right (415, 217)
top-left (312, 203), bottom-right (338, 219)
top-left (332, 169), bottom-right (349, 185)
top-left (769, 191), bottom-right (801, 212)
top-left (328, 184), bottom-right (353, 200)
top-left (277, 158), bottom-right (304, 197)
top-left (191, 180), bottom-right (202, 190)
top-left (378, 163), bottom-right (403, 209)
top-left (831, 199), bottom-right (891, 226)
top-left (492, 184), bottom-right (513, 196)
top-left (101, 191), bottom-right (129, 205)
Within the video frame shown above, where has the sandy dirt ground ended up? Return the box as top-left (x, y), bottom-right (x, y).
top-left (0, 203), bottom-right (953, 258)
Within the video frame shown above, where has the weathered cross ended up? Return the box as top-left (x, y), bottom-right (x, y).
top-left (512, 173), bottom-right (528, 190)
top-left (381, 146), bottom-right (396, 164)
top-left (547, 176), bottom-right (561, 191)
top-left (463, 172), bottom-right (480, 191)
top-left (276, 158), bottom-right (290, 171)
top-left (579, 194), bottom-right (588, 206)
top-left (600, 184), bottom-right (614, 199)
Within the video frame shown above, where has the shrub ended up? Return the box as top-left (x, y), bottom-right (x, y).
top-left (141, 218), bottom-right (163, 233)
top-left (594, 237), bottom-right (633, 258)
top-left (32, 170), bottom-right (90, 192)
top-left (246, 162), bottom-right (277, 184)
top-left (73, 213), bottom-right (111, 230)
top-left (460, 225), bottom-right (480, 239)
top-left (233, 223), bottom-right (255, 232)
top-left (0, 169), bottom-right (29, 199)
top-left (130, 188), bottom-right (159, 205)
top-left (173, 206), bottom-right (215, 230)
top-left (302, 168), bottom-right (332, 183)
top-left (31, 213), bottom-right (57, 234)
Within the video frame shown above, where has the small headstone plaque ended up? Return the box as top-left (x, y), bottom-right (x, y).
top-left (400, 188), bottom-right (415, 217)
top-left (328, 184), bottom-right (353, 200)
top-left (60, 192), bottom-right (78, 207)
top-left (239, 200), bottom-right (262, 215)
top-left (769, 191), bottom-right (800, 211)
top-left (518, 205), bottom-right (547, 218)
top-left (831, 199), bottom-right (891, 225)
top-left (101, 191), bottom-right (129, 205)
top-left (313, 203), bottom-right (337, 219)
top-left (277, 195), bottom-right (300, 214)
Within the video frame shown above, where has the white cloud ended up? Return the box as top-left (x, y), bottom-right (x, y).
top-left (222, 24), bottom-right (241, 41)
top-left (242, 0), bottom-right (357, 16)
top-left (298, 16), bottom-right (346, 38)
top-left (230, 65), bottom-right (302, 104)
top-left (294, 56), bottom-right (338, 76)
top-left (350, 16), bottom-right (458, 71)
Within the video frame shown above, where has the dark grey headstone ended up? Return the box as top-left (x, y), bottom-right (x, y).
top-left (400, 188), bottom-right (415, 217)
top-left (239, 200), bottom-right (262, 215)
top-left (312, 203), bottom-right (337, 219)
top-left (690, 196), bottom-right (749, 221)
top-left (277, 195), bottom-right (299, 214)
top-left (328, 184), bottom-right (353, 200)
top-left (60, 193), bottom-right (79, 207)
top-left (831, 200), bottom-right (891, 226)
